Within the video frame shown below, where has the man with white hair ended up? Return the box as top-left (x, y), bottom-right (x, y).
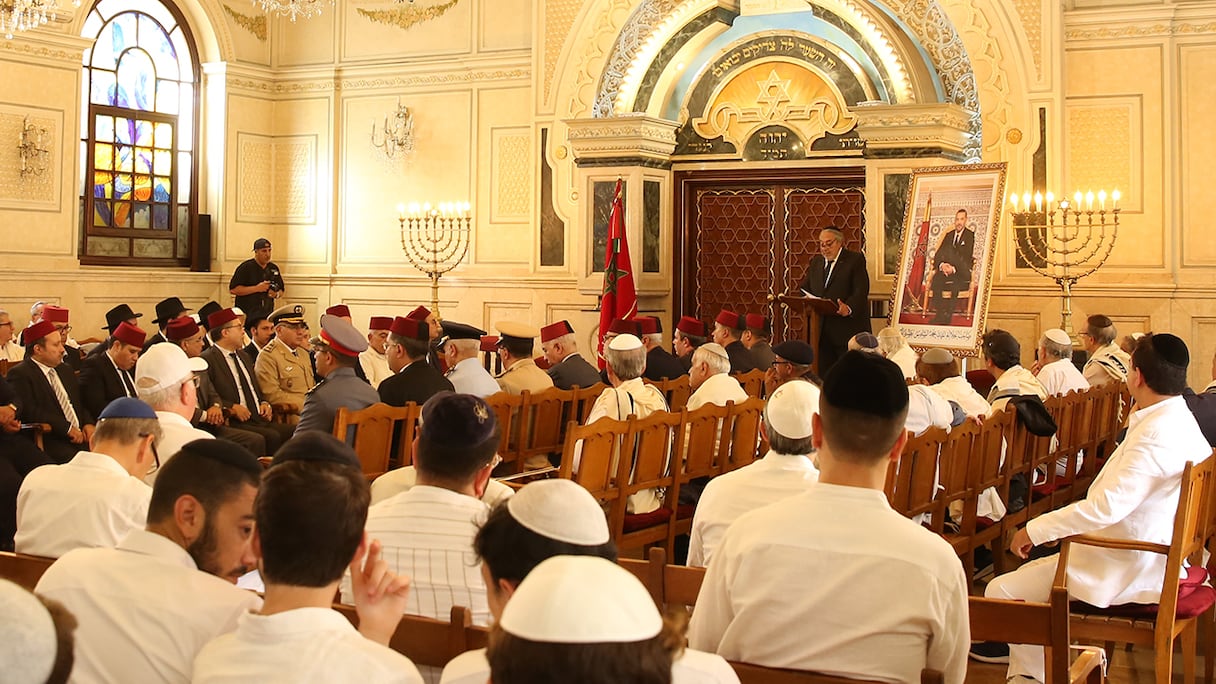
top-left (687, 343), bottom-right (748, 411)
top-left (136, 343), bottom-right (213, 478)
top-left (0, 309), bottom-right (21, 362)
top-left (687, 380), bottom-right (820, 567)
top-left (540, 320), bottom-right (601, 390)
top-left (440, 321), bottom-right (500, 397)
top-left (1079, 314), bottom-right (1130, 387)
top-left (877, 327), bottom-right (918, 379)
top-left (358, 316), bottom-right (394, 389)
top-left (1035, 328), bottom-right (1088, 397)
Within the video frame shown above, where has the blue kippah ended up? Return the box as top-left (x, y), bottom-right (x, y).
top-left (98, 397), bottom-right (157, 420)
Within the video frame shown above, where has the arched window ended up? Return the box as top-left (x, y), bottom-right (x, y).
top-left (79, 0), bottom-right (199, 266)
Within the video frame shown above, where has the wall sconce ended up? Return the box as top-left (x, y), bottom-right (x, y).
top-left (371, 100), bottom-right (415, 160)
top-left (18, 115), bottom-right (49, 178)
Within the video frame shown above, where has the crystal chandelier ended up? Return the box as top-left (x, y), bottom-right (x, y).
top-left (1, 0), bottom-right (78, 39)
top-left (371, 100), bottom-right (415, 159)
top-left (252, 0), bottom-right (330, 22)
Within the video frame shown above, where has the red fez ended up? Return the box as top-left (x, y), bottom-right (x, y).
top-left (715, 309), bottom-right (743, 330)
top-left (541, 320), bottom-right (574, 343)
top-left (325, 304), bottom-right (351, 318)
top-left (22, 320), bottom-right (57, 346)
top-left (112, 322), bottom-right (147, 348)
top-left (389, 316), bottom-right (427, 341)
top-left (676, 316), bottom-right (706, 337)
top-left (368, 316), bottom-right (393, 331)
top-left (745, 313), bottom-right (769, 331)
top-left (480, 335), bottom-right (499, 352)
top-left (636, 316), bottom-right (661, 335)
top-left (608, 318), bottom-right (639, 335)
top-left (207, 308), bottom-right (240, 330)
top-left (406, 306), bottom-right (431, 321)
top-left (42, 305), bottom-right (69, 324)
top-left (165, 316), bottom-right (201, 342)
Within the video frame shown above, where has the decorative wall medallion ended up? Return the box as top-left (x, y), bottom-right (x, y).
top-left (223, 4), bottom-right (268, 41)
top-left (356, 0), bottom-right (461, 31)
top-left (1005, 128), bottom-right (1022, 144)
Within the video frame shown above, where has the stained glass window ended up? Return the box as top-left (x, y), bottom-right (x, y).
top-left (79, 0), bottom-right (198, 265)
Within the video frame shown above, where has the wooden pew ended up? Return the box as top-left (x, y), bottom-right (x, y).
top-left (730, 662), bottom-right (944, 684)
top-left (0, 551), bottom-right (55, 591)
top-left (970, 590), bottom-right (1106, 684)
top-left (333, 603), bottom-right (472, 668)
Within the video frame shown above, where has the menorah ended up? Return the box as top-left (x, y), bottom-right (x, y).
top-left (1009, 189), bottom-right (1120, 336)
top-left (397, 202), bottom-right (472, 322)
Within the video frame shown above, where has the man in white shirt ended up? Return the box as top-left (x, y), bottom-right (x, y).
top-left (440, 321), bottom-right (501, 397)
top-left (136, 342), bottom-right (213, 481)
top-left (687, 380), bottom-right (820, 568)
top-left (1080, 314), bottom-right (1130, 387)
top-left (0, 309), bottom-right (22, 362)
top-left (687, 343), bottom-right (749, 411)
top-left (1034, 328), bottom-right (1088, 397)
top-left (983, 329), bottom-right (1047, 412)
top-left (344, 392), bottom-right (500, 630)
top-left (877, 326), bottom-right (918, 380)
top-left (983, 333), bottom-right (1212, 683)
top-left (689, 351), bottom-right (970, 684)
top-left (917, 348), bottom-right (990, 418)
top-left (359, 316), bottom-right (394, 389)
top-left (16, 397), bottom-right (160, 557)
top-left (443, 481), bottom-right (739, 684)
top-left (35, 439), bottom-right (264, 684)
top-left (194, 432), bottom-right (422, 684)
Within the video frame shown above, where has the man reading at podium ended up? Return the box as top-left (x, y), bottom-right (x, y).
top-left (797, 227), bottom-right (871, 373)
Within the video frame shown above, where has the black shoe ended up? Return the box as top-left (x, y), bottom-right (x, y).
top-left (969, 641), bottom-right (1010, 664)
top-left (972, 547), bottom-right (995, 580)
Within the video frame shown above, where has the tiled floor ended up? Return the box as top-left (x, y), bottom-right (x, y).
top-left (965, 644), bottom-right (1197, 683)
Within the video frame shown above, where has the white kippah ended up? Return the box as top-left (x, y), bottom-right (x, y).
top-left (765, 380), bottom-right (819, 440)
top-left (0, 579), bottom-right (56, 684)
top-left (608, 333), bottom-right (643, 351)
top-left (921, 347), bottom-right (953, 364)
top-left (499, 556), bottom-right (661, 643)
top-left (1044, 328), bottom-right (1072, 345)
top-left (507, 479), bottom-right (611, 545)
top-left (698, 342), bottom-right (729, 361)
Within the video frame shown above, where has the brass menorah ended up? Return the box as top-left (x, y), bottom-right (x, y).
top-left (397, 202), bottom-right (472, 322)
top-left (1009, 190), bottom-right (1120, 336)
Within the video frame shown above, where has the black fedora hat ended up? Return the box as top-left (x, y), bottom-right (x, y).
top-left (152, 297), bottom-right (190, 325)
top-left (103, 303), bottom-right (143, 331)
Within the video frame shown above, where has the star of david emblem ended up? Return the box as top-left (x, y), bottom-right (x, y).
top-left (755, 69), bottom-right (793, 120)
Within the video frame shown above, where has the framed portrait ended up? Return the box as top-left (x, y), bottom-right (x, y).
top-left (889, 162), bottom-right (1008, 356)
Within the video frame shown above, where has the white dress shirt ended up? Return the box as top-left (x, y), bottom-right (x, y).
top-left (887, 344), bottom-right (919, 380)
top-left (445, 358), bottom-right (501, 398)
top-left (151, 410), bottom-right (214, 484)
top-left (905, 384), bottom-right (954, 436)
top-left (1026, 394), bottom-right (1212, 606)
top-left (35, 529), bottom-right (263, 684)
top-left (440, 645), bottom-right (740, 684)
top-left (686, 372), bottom-right (749, 411)
top-left (1037, 357), bottom-right (1089, 397)
top-left (578, 377), bottom-right (669, 513)
top-left (370, 466), bottom-right (513, 507)
top-left (688, 483), bottom-right (970, 684)
top-left (359, 348), bottom-right (393, 390)
top-left (15, 450), bottom-right (151, 557)
top-left (0, 339), bottom-right (22, 362)
top-left (193, 607), bottom-right (423, 684)
top-left (687, 450), bottom-right (819, 568)
top-left (928, 376), bottom-right (990, 418)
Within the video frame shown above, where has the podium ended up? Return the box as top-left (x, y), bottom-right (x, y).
top-left (773, 293), bottom-right (839, 375)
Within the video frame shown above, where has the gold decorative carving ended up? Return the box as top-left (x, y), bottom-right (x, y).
top-left (225, 67), bottom-right (529, 94)
top-left (1066, 105), bottom-right (1133, 202)
top-left (691, 64), bottom-right (857, 151)
top-left (494, 133), bottom-right (531, 219)
top-left (1065, 22), bottom-right (1216, 40)
top-left (1006, 128), bottom-right (1022, 144)
top-left (356, 0), bottom-right (461, 31)
top-left (237, 133), bottom-right (316, 223)
top-left (222, 4), bottom-right (267, 42)
top-left (1010, 0), bottom-right (1042, 78)
top-left (0, 111), bottom-right (56, 205)
top-left (544, 0), bottom-right (582, 105)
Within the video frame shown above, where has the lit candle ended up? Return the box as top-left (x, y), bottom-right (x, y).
top-left (1098, 190), bottom-right (1106, 210)
top-left (396, 203), bottom-right (405, 220)
top-left (408, 202), bottom-right (420, 216)
top-left (1085, 191), bottom-right (1094, 211)
top-left (423, 202), bottom-right (431, 215)
top-left (1112, 189), bottom-right (1121, 209)
top-left (1010, 194), bottom-right (1019, 210)
top-left (1045, 191), bottom-right (1054, 210)
top-left (1022, 192), bottom-right (1031, 210)
top-left (1034, 192), bottom-right (1043, 211)
top-left (1073, 191), bottom-right (1082, 207)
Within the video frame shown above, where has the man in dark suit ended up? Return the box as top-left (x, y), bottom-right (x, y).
top-left (7, 320), bottom-right (95, 463)
top-left (37, 305), bottom-right (83, 372)
top-left (200, 307), bottom-right (294, 453)
top-left (673, 316), bottom-right (709, 372)
top-left (378, 316), bottom-right (453, 408)
top-left (0, 374), bottom-right (50, 550)
top-left (711, 310), bottom-right (760, 374)
top-left (930, 209), bottom-right (976, 325)
top-left (797, 226), bottom-right (871, 373)
top-left (637, 316), bottom-right (686, 381)
top-left (85, 303), bottom-right (145, 361)
top-left (539, 320), bottom-right (601, 390)
top-left (79, 322), bottom-right (146, 419)
top-left (742, 313), bottom-right (777, 370)
top-left (143, 297), bottom-right (191, 352)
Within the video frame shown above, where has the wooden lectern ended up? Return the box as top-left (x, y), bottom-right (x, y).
top-left (773, 293), bottom-right (840, 375)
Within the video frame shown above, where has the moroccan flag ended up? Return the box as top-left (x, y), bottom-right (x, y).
top-left (597, 179), bottom-right (637, 368)
top-left (906, 193), bottom-right (933, 302)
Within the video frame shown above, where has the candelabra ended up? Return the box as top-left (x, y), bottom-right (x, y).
top-left (371, 100), bottom-right (415, 160)
top-left (1009, 189), bottom-right (1120, 335)
top-left (252, 0), bottom-right (329, 22)
top-left (397, 202), bottom-right (472, 322)
top-left (17, 115), bottom-right (49, 178)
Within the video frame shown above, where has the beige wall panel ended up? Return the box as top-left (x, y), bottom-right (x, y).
top-left (220, 3), bottom-right (272, 65)
top-left (485, 301), bottom-right (539, 331)
top-left (480, 0), bottom-right (532, 52)
top-left (545, 304), bottom-right (600, 354)
top-left (983, 310), bottom-right (1042, 357)
top-left (273, 11), bottom-right (337, 67)
top-left (1179, 44), bottom-right (1216, 267)
top-left (1190, 317), bottom-right (1216, 391)
top-left (340, 1), bottom-right (472, 62)
top-left (474, 86), bottom-right (531, 265)
top-left (337, 90), bottom-right (473, 269)
top-left (1064, 45), bottom-right (1163, 270)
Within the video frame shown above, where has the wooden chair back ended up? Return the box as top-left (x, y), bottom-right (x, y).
top-left (618, 546), bottom-right (666, 607)
top-left (724, 397), bottom-right (765, 471)
top-left (518, 386), bottom-right (576, 468)
top-left (736, 369), bottom-right (766, 399)
top-left (729, 663), bottom-right (944, 684)
top-left (558, 415), bottom-right (628, 503)
top-left (617, 547), bottom-right (704, 611)
top-left (969, 589), bottom-right (1105, 684)
top-left (884, 425), bottom-right (948, 521)
top-left (333, 403), bottom-right (412, 480)
top-left (571, 383), bottom-right (608, 423)
top-left (334, 603), bottom-right (471, 668)
top-left (647, 375), bottom-right (692, 412)
top-left (0, 551), bottom-right (55, 591)
top-left (484, 391), bottom-right (525, 468)
top-left (0, 359), bottom-right (10, 377)
top-left (611, 411), bottom-right (682, 551)
top-left (932, 418), bottom-right (979, 535)
top-left (680, 402), bottom-right (733, 478)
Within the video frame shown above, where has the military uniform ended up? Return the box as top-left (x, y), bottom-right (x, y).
top-left (255, 337), bottom-right (315, 417)
top-left (497, 358), bottom-right (554, 395)
top-left (295, 367), bottom-right (379, 436)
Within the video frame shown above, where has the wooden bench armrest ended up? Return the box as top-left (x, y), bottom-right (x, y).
top-left (1069, 646), bottom-right (1106, 683)
top-left (1059, 533), bottom-right (1169, 556)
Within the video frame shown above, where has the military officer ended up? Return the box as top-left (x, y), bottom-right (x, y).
top-left (495, 322), bottom-right (554, 395)
top-left (254, 304), bottom-right (316, 423)
top-left (441, 321), bottom-right (500, 397)
top-left (294, 314), bottom-right (380, 436)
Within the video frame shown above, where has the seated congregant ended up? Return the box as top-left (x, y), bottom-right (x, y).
top-left (79, 322), bottom-right (146, 419)
top-left (877, 327), bottom-right (918, 380)
top-left (917, 348), bottom-right (991, 418)
top-left (294, 314), bottom-right (379, 436)
top-left (7, 320), bottom-right (95, 464)
top-left (539, 320), bottom-right (601, 390)
top-left (0, 578), bottom-right (77, 684)
top-left (136, 343), bottom-right (214, 479)
top-left (440, 321), bottom-right (500, 398)
top-left (1080, 314), bottom-right (1130, 387)
top-left (1034, 328), bottom-right (1088, 397)
top-left (673, 315), bottom-right (708, 372)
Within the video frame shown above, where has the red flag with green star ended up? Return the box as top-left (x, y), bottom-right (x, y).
top-left (597, 179), bottom-right (637, 368)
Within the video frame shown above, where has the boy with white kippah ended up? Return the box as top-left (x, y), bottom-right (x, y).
top-left (687, 380), bottom-right (819, 568)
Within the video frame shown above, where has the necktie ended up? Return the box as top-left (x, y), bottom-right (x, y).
top-left (120, 369), bottom-right (137, 397)
top-left (230, 352), bottom-right (257, 410)
top-left (824, 260), bottom-right (836, 286)
top-left (954, 232), bottom-right (961, 246)
top-left (47, 368), bottom-right (79, 429)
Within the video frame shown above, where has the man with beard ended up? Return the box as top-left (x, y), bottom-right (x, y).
top-left (35, 439), bottom-right (264, 684)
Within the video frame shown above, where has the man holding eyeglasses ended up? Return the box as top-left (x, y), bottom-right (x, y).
top-left (15, 397), bottom-right (160, 558)
top-left (255, 305), bottom-right (316, 424)
top-left (796, 226), bottom-right (871, 373)
top-left (136, 343), bottom-right (214, 482)
top-left (0, 309), bottom-right (21, 362)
